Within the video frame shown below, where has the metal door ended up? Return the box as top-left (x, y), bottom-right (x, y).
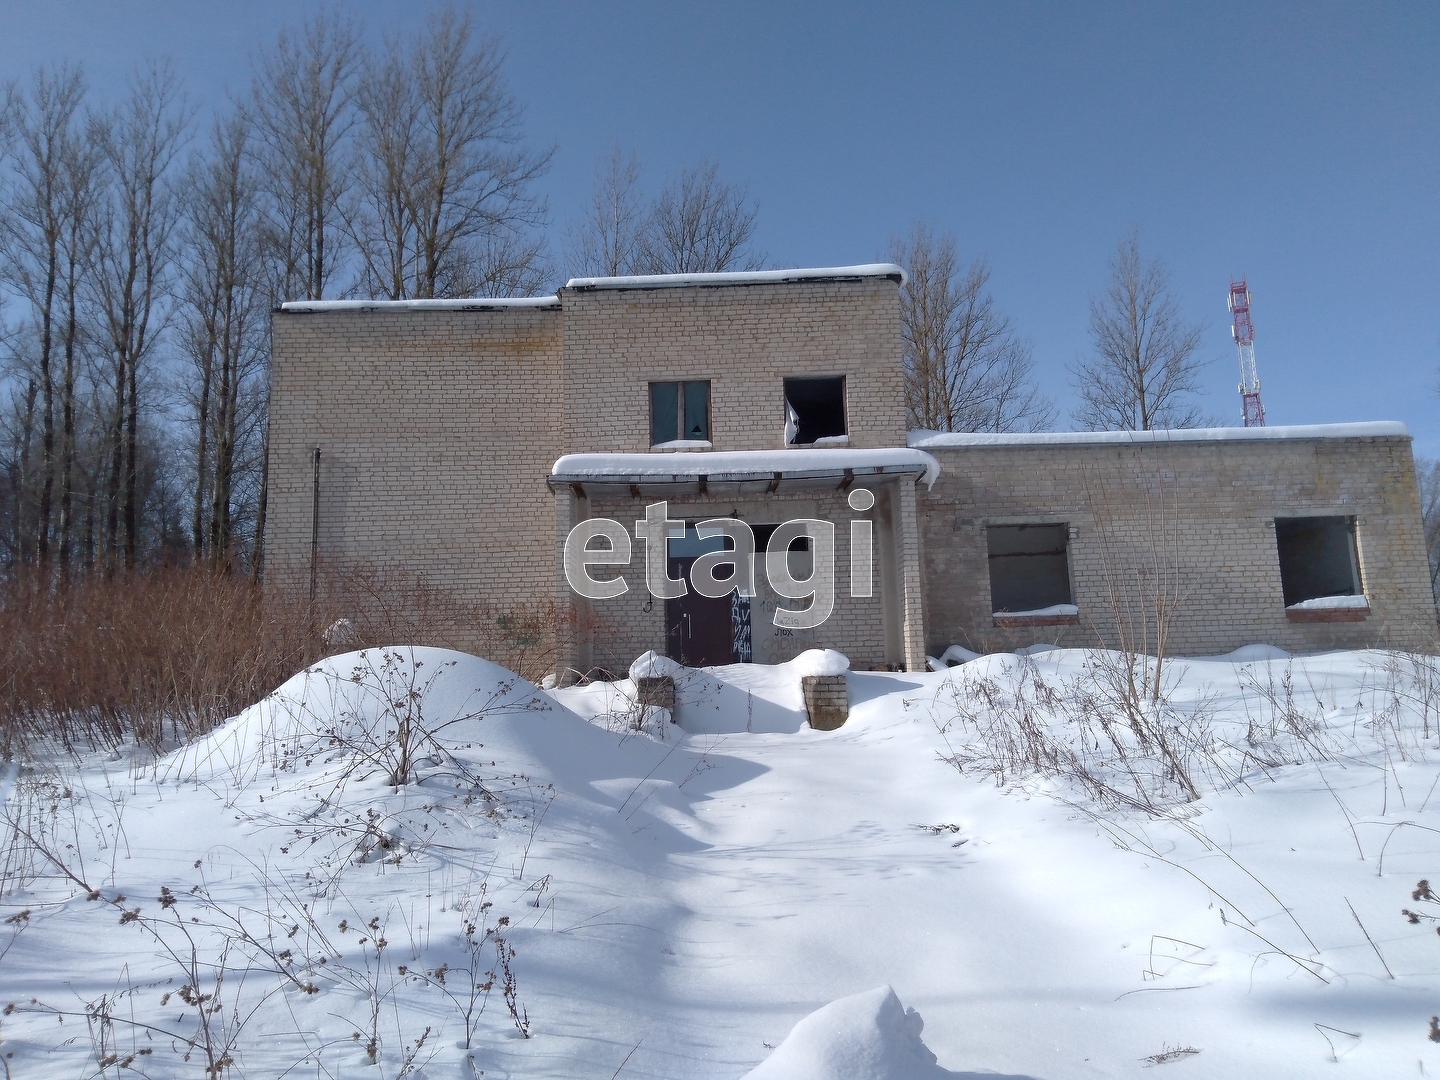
top-left (665, 554), bottom-right (736, 666)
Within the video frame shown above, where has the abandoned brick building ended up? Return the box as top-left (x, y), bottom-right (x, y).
top-left (265, 264), bottom-right (1438, 679)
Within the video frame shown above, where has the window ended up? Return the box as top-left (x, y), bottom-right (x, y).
top-left (650, 381), bottom-right (710, 445)
top-left (1274, 516), bottom-right (1361, 607)
top-left (783, 377), bottom-right (846, 444)
top-left (752, 523), bottom-right (811, 554)
top-left (987, 524), bottom-right (1073, 614)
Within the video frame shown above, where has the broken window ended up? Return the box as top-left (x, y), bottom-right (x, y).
top-left (783, 377), bottom-right (846, 444)
top-left (987, 524), bottom-right (1072, 613)
top-left (1274, 516), bottom-right (1361, 606)
top-left (650, 381), bottom-right (710, 445)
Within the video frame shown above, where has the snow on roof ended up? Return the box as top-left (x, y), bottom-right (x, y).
top-left (551, 447), bottom-right (940, 488)
top-left (908, 421), bottom-right (1409, 449)
top-left (563, 263), bottom-right (906, 292)
top-left (278, 296), bottom-right (561, 313)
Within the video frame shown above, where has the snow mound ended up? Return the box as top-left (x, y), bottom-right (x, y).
top-left (1208, 643), bottom-right (1293, 662)
top-left (630, 650), bottom-right (684, 680)
top-left (742, 986), bottom-right (956, 1080)
top-left (791, 649), bottom-right (851, 678)
top-left (159, 646), bottom-right (554, 795)
top-left (938, 644), bottom-right (981, 667)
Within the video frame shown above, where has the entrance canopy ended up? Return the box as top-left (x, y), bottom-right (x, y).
top-left (549, 448), bottom-right (940, 499)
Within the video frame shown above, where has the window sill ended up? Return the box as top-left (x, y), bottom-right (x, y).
top-left (651, 440), bottom-right (712, 451)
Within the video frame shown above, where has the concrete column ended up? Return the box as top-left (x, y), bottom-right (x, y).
top-left (894, 479), bottom-right (927, 672)
top-left (875, 485), bottom-right (903, 668)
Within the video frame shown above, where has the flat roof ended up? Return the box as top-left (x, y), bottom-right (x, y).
top-left (908, 421), bottom-right (1409, 449)
top-left (278, 296), bottom-right (561, 313)
top-left (563, 263), bottom-right (906, 292)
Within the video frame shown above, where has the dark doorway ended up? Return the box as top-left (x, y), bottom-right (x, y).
top-left (666, 557), bottom-right (736, 666)
top-left (665, 527), bottom-right (737, 667)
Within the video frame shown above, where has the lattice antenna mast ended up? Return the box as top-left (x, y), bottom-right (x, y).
top-left (1229, 278), bottom-right (1265, 427)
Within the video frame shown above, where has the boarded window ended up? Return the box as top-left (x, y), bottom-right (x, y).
top-left (987, 524), bottom-right (1071, 613)
top-left (650, 381), bottom-right (710, 444)
top-left (783, 377), bottom-right (846, 444)
top-left (1274, 516), bottom-right (1361, 606)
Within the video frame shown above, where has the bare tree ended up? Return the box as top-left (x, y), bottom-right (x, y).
top-left (178, 111), bottom-right (268, 565)
top-left (639, 160), bottom-right (762, 275)
top-left (52, 93), bottom-right (101, 576)
top-left (565, 146), bottom-right (645, 278)
top-left (890, 223), bottom-right (1054, 433)
top-left (90, 61), bottom-right (188, 570)
top-left (1, 379), bottom-right (38, 567)
top-left (1069, 231), bottom-right (1210, 431)
top-left (250, 10), bottom-right (362, 302)
top-left (1416, 456), bottom-right (1440, 599)
top-left (4, 67), bottom-right (79, 570)
top-left (351, 8), bottom-right (551, 299)
top-left (349, 37), bottom-right (415, 301)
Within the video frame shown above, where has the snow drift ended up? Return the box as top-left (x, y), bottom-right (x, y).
top-left (743, 986), bottom-right (953, 1080)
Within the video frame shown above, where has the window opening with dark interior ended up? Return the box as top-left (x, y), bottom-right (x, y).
top-left (783, 376), bottom-right (846, 444)
top-left (751, 523), bottom-right (812, 555)
top-left (1273, 516), bottom-right (1361, 607)
top-left (986, 524), bottom-right (1072, 613)
top-left (650, 381), bottom-right (711, 445)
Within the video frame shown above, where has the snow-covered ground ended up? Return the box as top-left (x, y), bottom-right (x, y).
top-left (4, 644), bottom-right (1440, 1078)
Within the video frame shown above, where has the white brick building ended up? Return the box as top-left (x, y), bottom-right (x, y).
top-left (266, 264), bottom-right (1438, 679)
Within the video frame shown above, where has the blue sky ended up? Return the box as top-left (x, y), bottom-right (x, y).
top-left (4, 2), bottom-right (1437, 451)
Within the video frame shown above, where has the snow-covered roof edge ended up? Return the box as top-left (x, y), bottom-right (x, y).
top-left (563, 263), bottom-right (906, 292)
top-left (279, 296), bottom-right (561, 313)
top-left (551, 447), bottom-right (940, 488)
top-left (908, 421), bottom-right (1410, 449)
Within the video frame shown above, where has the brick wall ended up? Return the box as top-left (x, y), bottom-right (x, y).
top-left (267, 305), bottom-right (563, 651)
top-left (918, 435), bottom-right (1439, 656)
top-left (558, 279), bottom-right (907, 453)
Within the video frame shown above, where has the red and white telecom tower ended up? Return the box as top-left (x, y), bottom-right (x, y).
top-left (1228, 278), bottom-right (1265, 427)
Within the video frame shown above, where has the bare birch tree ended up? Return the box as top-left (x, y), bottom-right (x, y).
top-left (890, 222), bottom-right (1054, 433)
top-left (351, 8), bottom-right (551, 299)
top-left (4, 67), bottom-right (81, 569)
top-left (90, 61), bottom-right (188, 570)
top-left (639, 160), bottom-right (762, 275)
top-left (564, 153), bottom-right (764, 280)
top-left (409, 10), bottom-right (550, 298)
top-left (1416, 456), bottom-right (1440, 599)
top-left (1070, 231), bottom-right (1210, 431)
top-left (350, 37), bottom-right (415, 300)
top-left (565, 146), bottom-right (645, 278)
top-left (178, 111), bottom-right (267, 565)
top-left (250, 10), bottom-right (361, 302)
